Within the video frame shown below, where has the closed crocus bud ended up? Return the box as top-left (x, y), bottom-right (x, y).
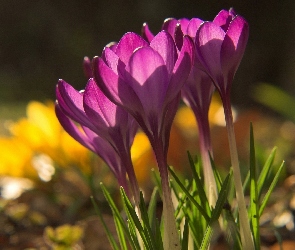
top-left (55, 78), bottom-right (139, 202)
top-left (195, 11), bottom-right (249, 99)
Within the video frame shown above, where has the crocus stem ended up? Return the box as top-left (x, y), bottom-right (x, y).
top-left (153, 141), bottom-right (180, 250)
top-left (122, 153), bottom-right (141, 207)
top-left (196, 115), bottom-right (217, 207)
top-left (222, 95), bottom-right (254, 250)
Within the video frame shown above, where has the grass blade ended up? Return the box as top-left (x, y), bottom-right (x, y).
top-left (181, 216), bottom-right (189, 250)
top-left (259, 161), bottom-right (285, 216)
top-left (200, 171), bottom-right (232, 250)
top-left (100, 183), bottom-right (130, 249)
top-left (257, 147), bottom-right (277, 199)
top-left (249, 123), bottom-right (260, 249)
top-left (168, 166), bottom-right (211, 222)
top-left (90, 196), bottom-right (120, 250)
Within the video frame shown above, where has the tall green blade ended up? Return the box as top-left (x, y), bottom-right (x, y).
top-left (259, 161), bottom-right (285, 216)
top-left (249, 123), bottom-right (260, 249)
top-left (90, 196), bottom-right (120, 250)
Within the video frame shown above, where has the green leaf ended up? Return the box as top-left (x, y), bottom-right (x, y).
top-left (147, 187), bottom-right (159, 229)
top-left (100, 183), bottom-right (130, 249)
top-left (200, 171), bottom-right (232, 250)
top-left (259, 161), bottom-right (285, 216)
top-left (242, 171), bottom-right (250, 193)
top-left (127, 219), bottom-right (141, 250)
top-left (209, 153), bottom-right (222, 192)
top-left (114, 215), bottom-right (128, 250)
top-left (186, 152), bottom-right (210, 213)
top-left (257, 147), bottom-right (277, 199)
top-left (168, 166), bottom-right (211, 222)
top-left (249, 123), bottom-right (260, 249)
top-left (120, 188), bottom-right (157, 250)
top-left (181, 216), bottom-right (189, 250)
top-left (151, 168), bottom-right (162, 195)
top-left (90, 196), bottom-right (120, 250)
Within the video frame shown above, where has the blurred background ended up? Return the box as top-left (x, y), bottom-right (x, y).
top-left (0, 0), bottom-right (294, 106)
top-left (1, 1), bottom-right (295, 248)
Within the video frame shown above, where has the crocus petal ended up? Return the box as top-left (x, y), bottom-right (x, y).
top-left (162, 93), bottom-right (181, 154)
top-left (83, 56), bottom-right (93, 78)
top-left (101, 42), bottom-right (118, 61)
top-left (165, 36), bottom-right (194, 105)
top-left (186, 18), bottom-right (204, 38)
top-left (150, 31), bottom-right (177, 75)
top-left (182, 66), bottom-right (215, 115)
top-left (125, 46), bottom-right (169, 113)
top-left (102, 47), bottom-right (120, 74)
top-left (178, 18), bottom-right (190, 34)
top-left (84, 78), bottom-right (119, 129)
top-left (221, 16), bottom-right (249, 85)
top-left (161, 18), bottom-right (179, 37)
top-left (115, 32), bottom-right (149, 65)
top-left (82, 126), bottom-right (121, 174)
top-left (55, 104), bottom-right (95, 152)
top-left (141, 23), bottom-right (155, 42)
top-left (56, 80), bottom-right (96, 130)
top-left (93, 56), bottom-right (144, 116)
top-left (213, 9), bottom-right (235, 31)
top-left (195, 22), bottom-right (225, 83)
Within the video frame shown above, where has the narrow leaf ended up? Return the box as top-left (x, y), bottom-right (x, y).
top-left (90, 196), bottom-right (120, 250)
top-left (259, 161), bottom-right (285, 216)
top-left (168, 166), bottom-right (211, 222)
top-left (249, 123), bottom-right (260, 249)
top-left (257, 147), bottom-right (277, 199)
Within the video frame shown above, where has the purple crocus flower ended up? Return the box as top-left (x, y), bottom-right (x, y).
top-left (55, 78), bottom-right (139, 202)
top-left (195, 10), bottom-right (253, 248)
top-left (93, 31), bottom-right (193, 171)
top-left (194, 9), bottom-right (249, 100)
top-left (93, 30), bottom-right (194, 250)
top-left (143, 15), bottom-right (219, 205)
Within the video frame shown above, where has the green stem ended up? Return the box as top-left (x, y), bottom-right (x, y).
top-left (122, 152), bottom-right (140, 208)
top-left (196, 115), bottom-right (218, 207)
top-left (153, 140), bottom-right (180, 250)
top-left (222, 96), bottom-right (254, 250)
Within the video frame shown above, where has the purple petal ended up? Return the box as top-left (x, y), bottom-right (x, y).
top-left (213, 9), bottom-right (235, 31)
top-left (150, 31), bottom-right (177, 75)
top-left (55, 104), bottom-right (95, 152)
top-left (82, 126), bottom-right (121, 175)
top-left (221, 16), bottom-right (249, 84)
top-left (162, 93), bottom-right (181, 155)
top-left (182, 66), bottom-right (215, 116)
top-left (162, 18), bottom-right (179, 37)
top-left (195, 22), bottom-right (225, 82)
top-left (84, 78), bottom-right (120, 130)
top-left (102, 47), bottom-right (120, 74)
top-left (178, 18), bottom-right (190, 34)
top-left (115, 32), bottom-right (149, 65)
top-left (141, 23), bottom-right (155, 42)
top-left (165, 36), bottom-right (194, 105)
top-left (83, 56), bottom-right (93, 78)
top-left (93, 56), bottom-right (144, 115)
top-left (56, 80), bottom-right (96, 130)
top-left (187, 18), bottom-right (204, 38)
top-left (125, 46), bottom-right (169, 112)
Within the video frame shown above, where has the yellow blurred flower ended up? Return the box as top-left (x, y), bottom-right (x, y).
top-left (9, 101), bottom-right (92, 174)
top-left (0, 137), bottom-right (36, 178)
top-left (131, 132), bottom-right (156, 187)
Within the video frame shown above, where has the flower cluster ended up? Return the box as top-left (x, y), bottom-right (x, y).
top-left (56, 8), bottom-right (249, 249)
